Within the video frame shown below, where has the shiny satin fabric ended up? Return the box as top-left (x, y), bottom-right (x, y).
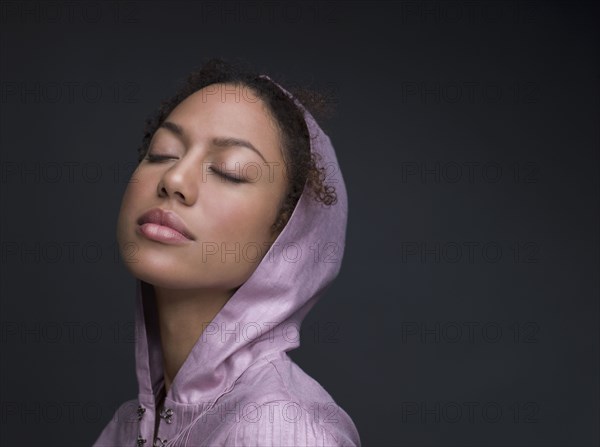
top-left (93, 75), bottom-right (361, 447)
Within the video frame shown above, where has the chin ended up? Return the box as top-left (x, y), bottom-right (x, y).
top-left (127, 261), bottom-right (249, 293)
top-left (128, 265), bottom-right (195, 290)
top-left (134, 272), bottom-right (190, 290)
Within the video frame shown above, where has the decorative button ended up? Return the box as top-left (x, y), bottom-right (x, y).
top-left (137, 435), bottom-right (147, 446)
top-left (154, 437), bottom-right (168, 447)
top-left (159, 407), bottom-right (174, 424)
top-left (137, 405), bottom-right (146, 421)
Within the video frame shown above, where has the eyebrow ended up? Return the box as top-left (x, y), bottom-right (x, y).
top-left (159, 120), bottom-right (267, 162)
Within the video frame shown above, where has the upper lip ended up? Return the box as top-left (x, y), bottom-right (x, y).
top-left (137, 208), bottom-right (196, 241)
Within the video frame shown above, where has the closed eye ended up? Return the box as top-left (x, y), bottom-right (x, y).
top-left (145, 154), bottom-right (246, 184)
top-left (209, 167), bottom-right (245, 184)
top-left (145, 154), bottom-right (175, 163)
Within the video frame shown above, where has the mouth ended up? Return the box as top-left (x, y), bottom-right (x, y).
top-left (136, 208), bottom-right (196, 243)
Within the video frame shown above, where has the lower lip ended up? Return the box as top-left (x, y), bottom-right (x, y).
top-left (137, 223), bottom-right (193, 244)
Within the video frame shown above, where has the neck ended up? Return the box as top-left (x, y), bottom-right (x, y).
top-left (153, 285), bottom-right (234, 394)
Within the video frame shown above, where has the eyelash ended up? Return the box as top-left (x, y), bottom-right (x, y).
top-left (144, 154), bottom-right (245, 184)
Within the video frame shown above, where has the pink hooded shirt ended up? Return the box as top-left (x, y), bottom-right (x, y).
top-left (93, 75), bottom-right (361, 447)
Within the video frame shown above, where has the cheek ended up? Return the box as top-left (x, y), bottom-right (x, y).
top-left (117, 171), bottom-right (152, 238)
top-left (205, 190), bottom-right (279, 245)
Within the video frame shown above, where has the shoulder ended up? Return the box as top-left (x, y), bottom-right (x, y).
top-left (202, 353), bottom-right (361, 446)
top-left (221, 399), bottom-right (358, 446)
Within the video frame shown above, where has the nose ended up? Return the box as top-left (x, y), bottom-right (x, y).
top-left (157, 156), bottom-right (199, 205)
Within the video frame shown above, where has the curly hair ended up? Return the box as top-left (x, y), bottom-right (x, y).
top-left (137, 57), bottom-right (338, 236)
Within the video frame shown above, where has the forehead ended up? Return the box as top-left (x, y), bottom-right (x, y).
top-left (164, 83), bottom-right (281, 154)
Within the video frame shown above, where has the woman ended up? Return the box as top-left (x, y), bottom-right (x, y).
top-left (94, 58), bottom-right (360, 446)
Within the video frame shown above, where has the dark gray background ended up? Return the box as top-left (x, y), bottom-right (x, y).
top-left (1, 1), bottom-right (598, 446)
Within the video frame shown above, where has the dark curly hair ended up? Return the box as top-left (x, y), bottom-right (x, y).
top-left (136, 58), bottom-right (338, 237)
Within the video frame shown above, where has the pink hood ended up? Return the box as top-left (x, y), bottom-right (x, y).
top-left (94, 75), bottom-right (360, 446)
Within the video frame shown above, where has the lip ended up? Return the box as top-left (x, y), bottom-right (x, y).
top-left (136, 208), bottom-right (196, 243)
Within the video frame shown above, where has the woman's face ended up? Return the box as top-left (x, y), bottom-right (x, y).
top-left (116, 83), bottom-right (289, 291)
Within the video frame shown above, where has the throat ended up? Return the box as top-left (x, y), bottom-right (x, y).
top-left (153, 285), bottom-right (235, 393)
